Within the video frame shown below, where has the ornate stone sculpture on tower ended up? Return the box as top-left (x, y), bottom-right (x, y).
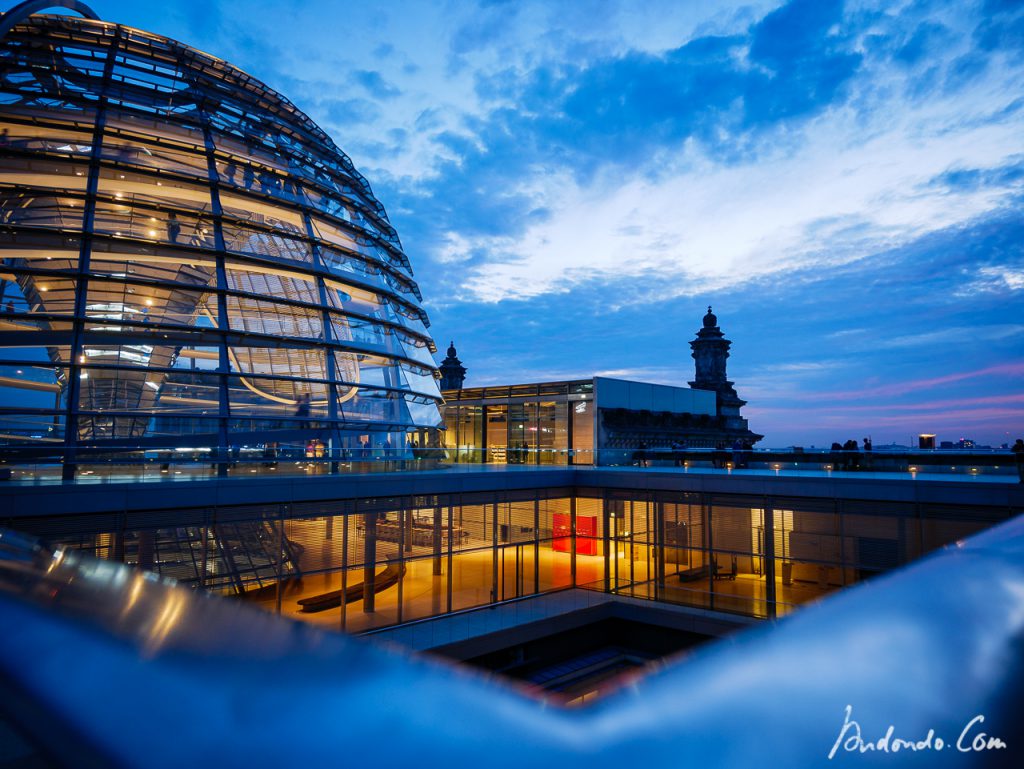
top-left (438, 342), bottom-right (467, 391)
top-left (690, 307), bottom-right (760, 441)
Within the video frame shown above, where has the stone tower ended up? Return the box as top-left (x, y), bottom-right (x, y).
top-left (689, 307), bottom-right (754, 436)
top-left (438, 341), bottom-right (467, 391)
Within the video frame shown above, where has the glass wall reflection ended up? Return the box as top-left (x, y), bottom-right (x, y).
top-left (8, 487), bottom-right (1008, 633)
top-left (441, 381), bottom-right (594, 465)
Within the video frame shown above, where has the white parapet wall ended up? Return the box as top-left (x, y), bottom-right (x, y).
top-left (594, 376), bottom-right (717, 415)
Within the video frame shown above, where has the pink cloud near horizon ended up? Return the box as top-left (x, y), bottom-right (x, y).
top-left (791, 363), bottom-right (1024, 404)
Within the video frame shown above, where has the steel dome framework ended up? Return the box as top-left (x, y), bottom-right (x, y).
top-left (0, 11), bottom-right (443, 477)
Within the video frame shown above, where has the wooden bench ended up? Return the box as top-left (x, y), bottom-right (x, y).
top-left (677, 558), bottom-right (737, 582)
top-left (297, 563), bottom-right (405, 613)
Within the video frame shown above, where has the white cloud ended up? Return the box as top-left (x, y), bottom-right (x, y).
top-left (453, 51), bottom-right (1024, 303)
top-left (958, 266), bottom-right (1024, 295)
top-left (750, 361), bottom-right (843, 374)
top-left (185, 0), bottom-right (1024, 309)
top-left (435, 232), bottom-right (477, 264)
top-left (591, 365), bottom-right (689, 382)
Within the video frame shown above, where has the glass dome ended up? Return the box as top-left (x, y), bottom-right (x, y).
top-left (0, 11), bottom-right (442, 476)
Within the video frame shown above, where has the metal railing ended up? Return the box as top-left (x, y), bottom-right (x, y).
top-left (0, 446), bottom-right (450, 483)
top-left (441, 445), bottom-right (1022, 477)
top-left (2, 443), bottom-right (1020, 483)
top-left (1, 512), bottom-right (1021, 766)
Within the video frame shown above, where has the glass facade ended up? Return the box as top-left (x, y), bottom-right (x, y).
top-left (8, 485), bottom-right (1012, 633)
top-left (0, 15), bottom-right (442, 477)
top-left (442, 380), bottom-right (594, 465)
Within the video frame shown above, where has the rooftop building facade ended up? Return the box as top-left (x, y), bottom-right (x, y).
top-left (0, 6), bottom-right (443, 479)
top-left (3, 463), bottom-right (1020, 633)
top-left (439, 310), bottom-right (761, 465)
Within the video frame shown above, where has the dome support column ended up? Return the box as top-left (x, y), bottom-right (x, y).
top-left (306, 213), bottom-right (342, 473)
top-left (195, 68), bottom-right (233, 478)
top-left (61, 25), bottom-right (122, 481)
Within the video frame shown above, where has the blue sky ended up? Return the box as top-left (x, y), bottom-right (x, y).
top-left (96, 0), bottom-right (1024, 447)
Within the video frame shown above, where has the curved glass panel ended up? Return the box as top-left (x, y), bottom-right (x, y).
top-left (0, 15), bottom-right (442, 469)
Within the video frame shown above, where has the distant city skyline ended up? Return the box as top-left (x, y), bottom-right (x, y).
top-left (95, 0), bottom-right (1024, 446)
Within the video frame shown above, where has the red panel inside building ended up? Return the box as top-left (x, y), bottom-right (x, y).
top-left (553, 513), bottom-right (598, 555)
top-left (576, 515), bottom-right (597, 555)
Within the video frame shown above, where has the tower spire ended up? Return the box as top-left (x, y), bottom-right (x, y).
top-left (689, 308), bottom-right (757, 440)
top-left (438, 340), bottom-right (466, 390)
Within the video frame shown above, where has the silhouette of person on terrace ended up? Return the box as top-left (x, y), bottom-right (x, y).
top-left (843, 439), bottom-right (860, 470)
top-left (294, 393), bottom-right (311, 428)
top-left (166, 212), bottom-right (180, 244)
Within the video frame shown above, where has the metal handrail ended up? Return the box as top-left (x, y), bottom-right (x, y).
top-left (1, 514), bottom-right (1022, 766)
